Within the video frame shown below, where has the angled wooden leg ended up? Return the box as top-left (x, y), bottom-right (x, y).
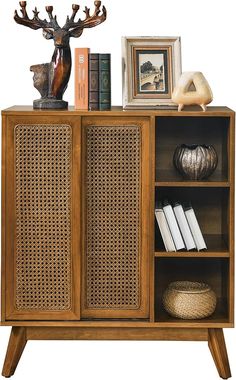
top-left (208, 328), bottom-right (231, 379)
top-left (2, 327), bottom-right (27, 378)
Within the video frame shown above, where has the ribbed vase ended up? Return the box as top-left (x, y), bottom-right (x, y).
top-left (173, 144), bottom-right (218, 180)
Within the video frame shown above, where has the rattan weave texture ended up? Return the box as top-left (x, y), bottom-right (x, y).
top-left (15, 125), bottom-right (72, 311)
top-left (85, 125), bottom-right (141, 309)
top-left (163, 281), bottom-right (217, 319)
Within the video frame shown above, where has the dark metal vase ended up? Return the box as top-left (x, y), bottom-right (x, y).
top-left (173, 144), bottom-right (218, 180)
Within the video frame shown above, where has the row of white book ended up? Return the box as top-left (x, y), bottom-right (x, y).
top-left (155, 200), bottom-right (207, 252)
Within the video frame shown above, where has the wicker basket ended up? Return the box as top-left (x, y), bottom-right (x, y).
top-left (162, 281), bottom-right (217, 319)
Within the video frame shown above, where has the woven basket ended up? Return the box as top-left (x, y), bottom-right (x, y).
top-left (162, 281), bottom-right (217, 319)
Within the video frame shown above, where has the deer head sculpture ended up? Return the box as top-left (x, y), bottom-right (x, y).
top-left (14, 1), bottom-right (107, 109)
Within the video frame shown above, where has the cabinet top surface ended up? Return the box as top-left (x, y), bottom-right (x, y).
top-left (1, 105), bottom-right (235, 116)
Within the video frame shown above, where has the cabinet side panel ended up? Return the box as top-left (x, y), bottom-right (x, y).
top-left (229, 113), bottom-right (235, 323)
top-left (1, 115), bottom-right (7, 322)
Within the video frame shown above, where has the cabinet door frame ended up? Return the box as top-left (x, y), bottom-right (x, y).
top-left (81, 116), bottom-right (151, 319)
top-left (2, 115), bottom-right (81, 321)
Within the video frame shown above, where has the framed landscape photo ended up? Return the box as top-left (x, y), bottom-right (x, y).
top-left (122, 36), bottom-right (182, 108)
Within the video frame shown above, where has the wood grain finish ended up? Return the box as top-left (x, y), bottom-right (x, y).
top-left (228, 113), bottom-right (235, 323)
top-left (1, 107), bottom-right (234, 379)
top-left (1, 115), bottom-right (7, 322)
top-left (149, 116), bottom-right (156, 322)
top-left (155, 235), bottom-right (229, 257)
top-left (25, 326), bottom-right (208, 341)
top-left (2, 327), bottom-right (27, 378)
top-left (155, 180), bottom-right (230, 187)
top-left (208, 328), bottom-right (231, 379)
top-left (2, 105), bottom-right (234, 116)
top-left (0, 320), bottom-right (233, 328)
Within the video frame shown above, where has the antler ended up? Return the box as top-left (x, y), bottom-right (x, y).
top-left (14, 1), bottom-right (60, 30)
top-left (63, 1), bottom-right (107, 33)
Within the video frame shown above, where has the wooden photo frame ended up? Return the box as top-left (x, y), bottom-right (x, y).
top-left (122, 36), bottom-right (182, 109)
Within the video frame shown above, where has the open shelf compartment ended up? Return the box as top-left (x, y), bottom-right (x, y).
top-left (155, 116), bottom-right (230, 183)
top-left (154, 257), bottom-right (230, 324)
top-left (155, 186), bottom-right (230, 254)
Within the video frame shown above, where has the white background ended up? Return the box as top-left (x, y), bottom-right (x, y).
top-left (0, 0), bottom-right (236, 379)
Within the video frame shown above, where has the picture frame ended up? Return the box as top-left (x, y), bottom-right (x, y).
top-left (122, 36), bottom-right (182, 109)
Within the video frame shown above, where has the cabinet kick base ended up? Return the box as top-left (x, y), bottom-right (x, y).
top-left (1, 327), bottom-right (231, 379)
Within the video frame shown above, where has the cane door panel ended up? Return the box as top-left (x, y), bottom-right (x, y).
top-left (4, 116), bottom-right (81, 320)
top-left (81, 117), bottom-right (150, 319)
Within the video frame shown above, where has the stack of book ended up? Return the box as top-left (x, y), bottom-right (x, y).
top-left (74, 48), bottom-right (111, 111)
top-left (155, 200), bottom-right (207, 252)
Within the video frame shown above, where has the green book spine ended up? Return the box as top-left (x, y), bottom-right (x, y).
top-left (99, 54), bottom-right (111, 110)
top-left (88, 53), bottom-right (99, 110)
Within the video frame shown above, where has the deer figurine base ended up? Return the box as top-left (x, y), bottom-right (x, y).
top-left (30, 64), bottom-right (69, 109)
top-left (33, 98), bottom-right (68, 109)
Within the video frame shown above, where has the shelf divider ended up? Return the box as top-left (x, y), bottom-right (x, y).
top-left (155, 181), bottom-right (230, 188)
top-left (155, 252), bottom-right (230, 258)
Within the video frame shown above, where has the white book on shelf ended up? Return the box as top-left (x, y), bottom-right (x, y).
top-left (173, 202), bottom-right (197, 251)
top-left (155, 202), bottom-right (176, 252)
top-left (163, 200), bottom-right (185, 251)
top-left (184, 203), bottom-right (207, 251)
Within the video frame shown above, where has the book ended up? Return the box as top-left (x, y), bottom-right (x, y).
top-left (173, 202), bottom-right (196, 251)
top-left (155, 202), bottom-right (176, 252)
top-left (74, 48), bottom-right (89, 109)
top-left (75, 51), bottom-right (111, 111)
top-left (184, 202), bottom-right (207, 251)
top-left (88, 53), bottom-right (99, 110)
top-left (99, 53), bottom-right (111, 110)
top-left (163, 200), bottom-right (185, 251)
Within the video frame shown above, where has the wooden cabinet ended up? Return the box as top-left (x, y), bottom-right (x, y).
top-left (1, 106), bottom-right (234, 378)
